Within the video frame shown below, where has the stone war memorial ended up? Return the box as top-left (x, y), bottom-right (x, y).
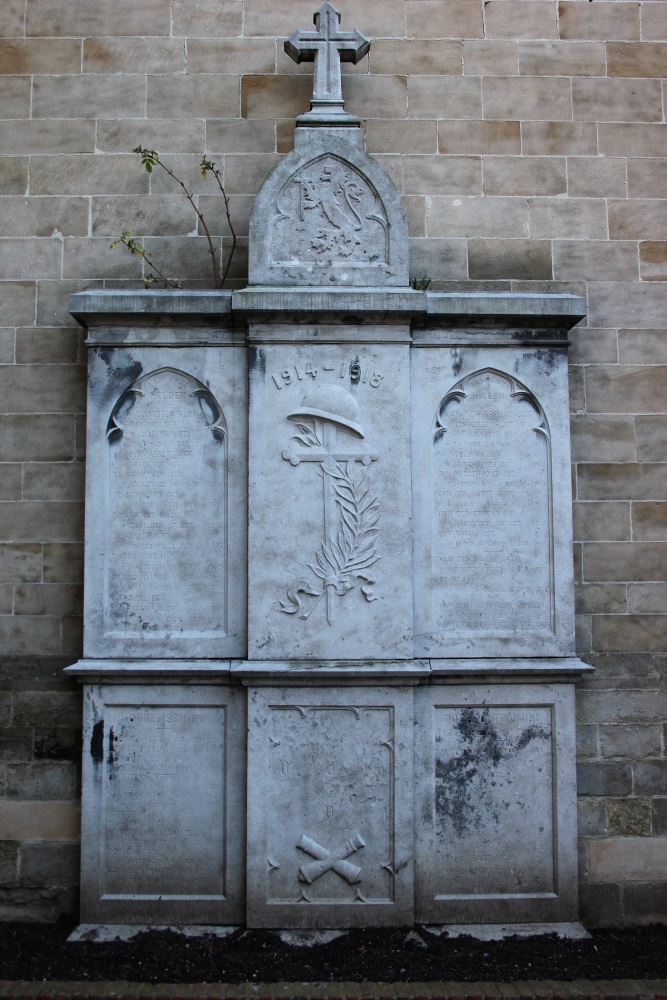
top-left (64, 3), bottom-right (594, 933)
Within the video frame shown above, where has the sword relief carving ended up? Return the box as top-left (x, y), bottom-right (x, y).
top-left (280, 385), bottom-right (380, 625)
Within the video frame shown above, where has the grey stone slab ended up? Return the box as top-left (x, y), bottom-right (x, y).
top-left (248, 132), bottom-right (408, 287)
top-left (84, 345), bottom-right (247, 659)
top-left (246, 685), bottom-right (413, 927)
top-left (232, 659), bottom-right (430, 685)
top-left (80, 683), bottom-right (245, 925)
top-left (65, 659), bottom-right (233, 683)
top-left (428, 658), bottom-right (594, 681)
top-left (70, 289), bottom-right (234, 323)
top-left (414, 683), bottom-right (579, 924)
top-left (424, 292), bottom-right (586, 323)
top-left (411, 348), bottom-right (576, 658)
top-left (233, 287), bottom-right (424, 323)
top-left (247, 342), bottom-right (413, 660)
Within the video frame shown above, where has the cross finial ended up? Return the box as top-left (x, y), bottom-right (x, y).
top-left (285, 2), bottom-right (370, 127)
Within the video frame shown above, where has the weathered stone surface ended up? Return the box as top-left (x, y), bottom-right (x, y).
top-left (414, 683), bottom-right (579, 923)
top-left (248, 130), bottom-right (408, 287)
top-left (246, 685), bottom-right (413, 928)
top-left (83, 342), bottom-right (247, 659)
top-left (411, 349), bottom-right (575, 658)
top-left (247, 340), bottom-right (413, 661)
top-left (80, 682), bottom-right (245, 924)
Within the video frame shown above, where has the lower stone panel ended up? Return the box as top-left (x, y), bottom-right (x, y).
top-left (80, 684), bottom-right (246, 925)
top-left (414, 684), bottom-right (578, 924)
top-left (246, 686), bottom-right (414, 928)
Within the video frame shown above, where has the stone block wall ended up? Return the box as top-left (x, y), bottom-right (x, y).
top-left (0, 0), bottom-right (665, 924)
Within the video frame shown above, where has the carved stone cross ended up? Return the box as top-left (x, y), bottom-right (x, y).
top-left (285, 2), bottom-right (370, 126)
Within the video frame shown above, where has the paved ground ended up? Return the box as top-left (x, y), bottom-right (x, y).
top-left (1, 982), bottom-right (667, 999)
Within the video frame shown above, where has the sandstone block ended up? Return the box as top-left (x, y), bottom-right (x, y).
top-left (588, 837), bottom-right (667, 882)
top-left (370, 39), bottom-right (461, 76)
top-left (577, 882), bottom-right (622, 927)
top-left (587, 280), bottom-right (667, 329)
top-left (34, 726), bottom-right (80, 762)
top-left (0, 120), bottom-right (95, 156)
top-left (634, 762), bottom-right (667, 795)
top-left (577, 689), bottom-right (667, 725)
top-left (408, 237), bottom-right (468, 281)
top-left (22, 465), bottom-right (84, 504)
top-left (519, 39), bottom-right (606, 75)
top-left (573, 78), bottom-right (663, 123)
top-left (404, 197), bottom-right (426, 237)
top-left (0, 0), bottom-right (25, 36)
top-left (84, 37), bottom-right (185, 74)
top-left (632, 503), bottom-right (667, 542)
top-left (607, 798), bottom-right (651, 837)
top-left (147, 74), bottom-right (239, 119)
top-left (344, 76), bottom-right (409, 120)
top-left (0, 157), bottom-right (28, 195)
top-left (0, 416), bottom-right (76, 463)
top-left (223, 153), bottom-right (283, 195)
top-left (13, 691), bottom-right (82, 729)
top-left (63, 238), bottom-right (142, 281)
top-left (0, 39), bottom-right (81, 74)
top-left (207, 119), bottom-right (276, 154)
top-left (641, 3), bottom-right (667, 42)
top-left (14, 583), bottom-right (83, 618)
top-left (0, 77), bottom-right (30, 118)
top-left (0, 240), bottom-right (61, 281)
top-left (628, 582), bottom-right (667, 615)
top-left (91, 195), bottom-right (195, 238)
top-left (366, 120), bottom-right (437, 155)
top-left (578, 463), bottom-right (667, 502)
top-left (576, 724), bottom-right (598, 758)
top-left (404, 155), bottom-right (481, 195)
top-left (37, 279), bottom-right (103, 329)
top-left (0, 467), bottom-right (21, 502)
top-left (468, 238), bottom-right (552, 280)
top-left (652, 799), bottom-right (667, 836)
top-left (0, 843), bottom-right (18, 888)
top-left (0, 545), bottom-right (42, 585)
top-left (484, 155), bottom-right (566, 195)
top-left (585, 365), bottom-right (667, 415)
top-left (640, 242), bottom-right (667, 282)
top-left (188, 37), bottom-right (275, 75)
top-left (15, 329), bottom-right (83, 366)
top-left (623, 882), bottom-right (667, 923)
top-left (247, 0), bottom-right (406, 39)
top-left (571, 414), bottom-right (635, 463)
top-left (406, 1), bottom-right (483, 39)
top-left (32, 74), bottom-right (146, 120)
top-left (567, 157), bottom-right (627, 197)
top-left (407, 76), bottom-right (481, 119)
top-left (439, 120), bottom-right (519, 155)
top-left (172, 0), bottom-right (241, 37)
top-left (3, 196), bottom-right (89, 239)
top-left (522, 121), bottom-right (596, 156)
top-left (485, 2), bottom-right (559, 40)
top-left (0, 502), bottom-right (84, 544)
top-left (26, 0), bottom-right (170, 35)
top-left (558, 1), bottom-right (640, 41)
top-left (5, 761), bottom-right (77, 799)
top-left (30, 154), bottom-right (148, 197)
top-left (553, 241), bottom-right (637, 282)
top-left (529, 199), bottom-right (607, 239)
top-left (584, 542), bottom-right (667, 582)
top-left (599, 123), bottom-right (667, 158)
top-left (242, 74), bottom-right (313, 118)
top-left (607, 41), bottom-right (667, 78)
top-left (96, 119), bottom-right (205, 154)
top-left (463, 39), bottom-right (518, 76)
top-left (635, 416), bottom-right (667, 463)
top-left (575, 583), bottom-right (626, 615)
top-left (572, 502), bottom-right (631, 542)
top-left (601, 725), bottom-right (662, 760)
top-left (19, 841), bottom-right (80, 888)
top-left (43, 543), bottom-right (84, 585)
top-left (482, 76), bottom-right (571, 121)
top-left (577, 761), bottom-right (632, 796)
top-left (593, 614), bottom-right (666, 653)
top-left (0, 730), bottom-right (33, 763)
top-left (427, 195), bottom-right (528, 238)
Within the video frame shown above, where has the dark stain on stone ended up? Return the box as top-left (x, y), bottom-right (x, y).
top-left (517, 348), bottom-right (557, 378)
top-left (90, 720), bottom-right (104, 765)
top-left (248, 345), bottom-right (265, 382)
top-left (108, 726), bottom-right (117, 772)
top-left (451, 349), bottom-right (463, 377)
top-left (97, 349), bottom-right (143, 390)
top-left (434, 708), bottom-right (550, 838)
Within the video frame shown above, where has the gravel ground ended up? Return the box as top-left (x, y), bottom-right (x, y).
top-left (1, 922), bottom-right (667, 984)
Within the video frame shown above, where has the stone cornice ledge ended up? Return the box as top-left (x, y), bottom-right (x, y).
top-left (65, 659), bottom-right (234, 683)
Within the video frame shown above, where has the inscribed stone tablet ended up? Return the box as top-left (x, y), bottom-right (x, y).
top-left (247, 686), bottom-right (413, 927)
top-left (80, 684), bottom-right (245, 924)
top-left (412, 348), bottom-right (575, 657)
top-left (414, 684), bottom-right (579, 923)
top-left (84, 346), bottom-right (247, 659)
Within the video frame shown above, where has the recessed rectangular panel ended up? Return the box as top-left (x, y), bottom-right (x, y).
top-left (247, 686), bottom-right (413, 927)
top-left (248, 341), bottom-right (413, 660)
top-left (80, 684), bottom-right (245, 924)
top-left (414, 684), bottom-right (579, 924)
top-left (84, 346), bottom-right (247, 658)
top-left (412, 347), bottom-right (575, 657)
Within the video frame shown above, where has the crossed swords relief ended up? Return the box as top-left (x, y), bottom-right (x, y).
top-left (296, 832), bottom-right (366, 885)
